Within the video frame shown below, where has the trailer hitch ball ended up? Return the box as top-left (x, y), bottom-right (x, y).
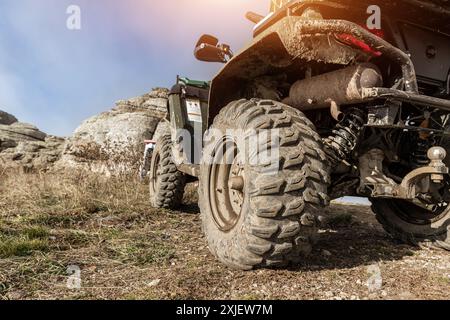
top-left (428, 147), bottom-right (447, 183)
top-left (428, 147), bottom-right (447, 163)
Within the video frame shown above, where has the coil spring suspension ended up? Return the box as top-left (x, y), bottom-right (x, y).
top-left (411, 133), bottom-right (437, 168)
top-left (324, 108), bottom-right (367, 168)
top-left (412, 139), bottom-right (431, 167)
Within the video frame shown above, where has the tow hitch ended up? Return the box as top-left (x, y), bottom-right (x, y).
top-left (359, 147), bottom-right (449, 200)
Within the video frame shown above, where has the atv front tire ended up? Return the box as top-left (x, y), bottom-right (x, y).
top-left (199, 99), bottom-right (330, 270)
top-left (371, 199), bottom-right (450, 250)
top-left (149, 134), bottom-right (186, 209)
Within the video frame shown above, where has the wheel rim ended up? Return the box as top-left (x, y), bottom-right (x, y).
top-left (388, 199), bottom-right (449, 225)
top-left (150, 152), bottom-right (161, 195)
top-left (208, 137), bottom-right (245, 232)
top-left (385, 164), bottom-right (450, 225)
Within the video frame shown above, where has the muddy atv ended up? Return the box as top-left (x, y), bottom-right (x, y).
top-left (145, 0), bottom-right (450, 270)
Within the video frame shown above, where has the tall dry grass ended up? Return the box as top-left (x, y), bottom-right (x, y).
top-left (0, 169), bottom-right (155, 260)
top-left (0, 168), bottom-right (197, 258)
top-left (0, 169), bottom-right (196, 299)
top-left (66, 137), bottom-right (148, 176)
top-left (0, 169), bottom-right (150, 217)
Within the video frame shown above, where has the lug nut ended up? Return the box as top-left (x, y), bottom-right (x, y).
top-left (228, 176), bottom-right (244, 192)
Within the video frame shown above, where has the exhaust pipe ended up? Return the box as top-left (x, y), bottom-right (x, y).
top-left (284, 63), bottom-right (383, 110)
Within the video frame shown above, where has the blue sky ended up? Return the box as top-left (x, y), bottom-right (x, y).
top-left (0, 0), bottom-right (268, 136)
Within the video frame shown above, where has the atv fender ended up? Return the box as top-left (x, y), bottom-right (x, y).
top-left (208, 15), bottom-right (363, 123)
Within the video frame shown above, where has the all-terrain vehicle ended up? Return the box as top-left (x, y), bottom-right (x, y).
top-left (146, 0), bottom-right (450, 270)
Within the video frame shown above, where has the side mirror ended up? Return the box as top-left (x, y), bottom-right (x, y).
top-left (194, 34), bottom-right (233, 63)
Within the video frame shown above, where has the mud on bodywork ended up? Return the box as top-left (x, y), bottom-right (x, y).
top-left (207, 0), bottom-right (450, 122)
top-left (208, 15), bottom-right (368, 123)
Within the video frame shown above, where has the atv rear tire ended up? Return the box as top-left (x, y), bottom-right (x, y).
top-left (149, 134), bottom-right (186, 209)
top-left (371, 199), bottom-right (450, 250)
top-left (199, 99), bottom-right (330, 270)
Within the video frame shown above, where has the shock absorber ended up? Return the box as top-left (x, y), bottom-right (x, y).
top-left (412, 138), bottom-right (432, 167)
top-left (410, 117), bottom-right (437, 168)
top-left (324, 108), bottom-right (367, 168)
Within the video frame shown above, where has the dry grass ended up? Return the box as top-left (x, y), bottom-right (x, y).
top-left (69, 137), bottom-right (148, 175)
top-left (0, 170), bottom-right (449, 300)
top-left (0, 170), bottom-right (183, 299)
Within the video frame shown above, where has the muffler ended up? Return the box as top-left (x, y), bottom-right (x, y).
top-left (284, 63), bottom-right (383, 110)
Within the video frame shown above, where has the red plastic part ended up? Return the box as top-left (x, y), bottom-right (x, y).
top-left (336, 33), bottom-right (383, 57)
top-left (336, 26), bottom-right (385, 58)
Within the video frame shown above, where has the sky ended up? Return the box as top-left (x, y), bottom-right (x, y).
top-left (0, 0), bottom-right (268, 136)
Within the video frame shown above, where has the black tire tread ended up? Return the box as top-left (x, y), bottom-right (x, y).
top-left (371, 199), bottom-right (450, 251)
top-left (150, 134), bottom-right (186, 209)
top-left (199, 99), bottom-right (330, 269)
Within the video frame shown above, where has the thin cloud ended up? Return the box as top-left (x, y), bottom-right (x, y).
top-left (0, 0), bottom-right (267, 136)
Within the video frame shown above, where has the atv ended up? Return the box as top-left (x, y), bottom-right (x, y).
top-left (146, 0), bottom-right (450, 270)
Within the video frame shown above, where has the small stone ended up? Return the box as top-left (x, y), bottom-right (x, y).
top-left (7, 290), bottom-right (25, 300)
top-left (147, 279), bottom-right (161, 287)
top-left (322, 250), bottom-right (332, 257)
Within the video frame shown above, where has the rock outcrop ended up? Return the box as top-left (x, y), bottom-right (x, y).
top-left (0, 110), bottom-right (18, 125)
top-left (0, 111), bottom-right (65, 171)
top-left (0, 88), bottom-right (169, 174)
top-left (56, 88), bottom-right (169, 174)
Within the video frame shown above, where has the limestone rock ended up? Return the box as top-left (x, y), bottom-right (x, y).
top-left (115, 87), bottom-right (169, 113)
top-left (0, 110), bottom-right (18, 125)
top-left (0, 112), bottom-right (65, 171)
top-left (0, 87), bottom-right (169, 174)
top-left (152, 120), bottom-right (171, 143)
top-left (57, 88), bottom-right (169, 174)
